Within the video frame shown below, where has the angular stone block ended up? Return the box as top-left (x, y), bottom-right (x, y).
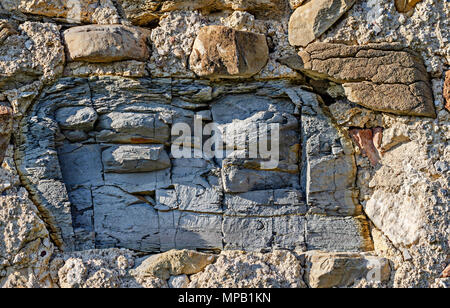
top-left (306, 215), bottom-right (372, 252)
top-left (102, 145), bottom-right (171, 173)
top-left (93, 186), bottom-right (160, 252)
top-left (288, 0), bottom-right (356, 47)
top-left (293, 42), bottom-right (436, 117)
top-left (58, 143), bottom-right (104, 187)
top-left (96, 112), bottom-right (170, 144)
top-left (224, 189), bottom-right (307, 217)
top-left (63, 25), bottom-right (151, 63)
top-left (305, 251), bottom-right (391, 288)
top-left (104, 169), bottom-right (171, 194)
top-left (189, 26), bottom-right (269, 78)
top-left (56, 106), bottom-right (98, 131)
top-left (223, 216), bottom-right (307, 251)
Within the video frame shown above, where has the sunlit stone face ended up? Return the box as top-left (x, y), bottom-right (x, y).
top-left (18, 76), bottom-right (370, 253)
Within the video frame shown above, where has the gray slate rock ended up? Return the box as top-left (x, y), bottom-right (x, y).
top-left (102, 145), bottom-right (171, 173)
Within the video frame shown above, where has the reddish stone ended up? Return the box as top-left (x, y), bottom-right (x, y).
top-left (441, 264), bottom-right (450, 278)
top-left (0, 103), bottom-right (13, 164)
top-left (444, 71), bottom-right (450, 112)
top-left (349, 127), bottom-right (383, 166)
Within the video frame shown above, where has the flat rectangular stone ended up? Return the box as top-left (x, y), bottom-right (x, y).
top-left (306, 215), bottom-right (372, 252)
top-left (58, 143), bottom-right (104, 187)
top-left (64, 25), bottom-right (150, 63)
top-left (224, 189), bottom-right (307, 217)
top-left (96, 112), bottom-right (170, 144)
top-left (93, 185), bottom-right (160, 252)
top-left (102, 144), bottom-right (171, 173)
top-left (104, 168), bottom-right (171, 193)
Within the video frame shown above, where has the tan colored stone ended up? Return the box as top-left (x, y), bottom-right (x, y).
top-left (305, 251), bottom-right (391, 288)
top-left (395, 0), bottom-right (423, 13)
top-left (189, 25), bottom-right (269, 79)
top-left (63, 25), bottom-right (151, 63)
top-left (1, 0), bottom-right (120, 24)
top-left (444, 71), bottom-right (450, 112)
top-left (294, 42), bottom-right (436, 117)
top-left (288, 0), bottom-right (356, 47)
top-left (132, 249), bottom-right (216, 280)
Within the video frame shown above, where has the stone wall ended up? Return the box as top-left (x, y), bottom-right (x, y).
top-left (0, 0), bottom-right (448, 288)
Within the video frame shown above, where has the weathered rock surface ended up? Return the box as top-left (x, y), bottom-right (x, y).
top-left (63, 25), bottom-right (151, 63)
top-left (64, 61), bottom-right (148, 78)
top-left (97, 112), bottom-right (170, 144)
top-left (294, 42), bottom-right (436, 117)
top-left (1, 0), bottom-right (120, 24)
top-left (0, 22), bottom-right (64, 91)
top-left (51, 248), bottom-right (167, 288)
top-left (189, 250), bottom-right (306, 288)
top-left (17, 77), bottom-right (373, 254)
top-left (133, 250), bottom-right (216, 280)
top-left (117, 0), bottom-right (288, 25)
top-left (102, 145), bottom-right (171, 173)
top-left (56, 106), bottom-right (98, 131)
top-left (0, 0), bottom-right (448, 290)
top-left (288, 0), bottom-right (356, 47)
top-left (189, 26), bottom-right (269, 78)
top-left (305, 251), bottom-right (391, 288)
top-left (0, 188), bottom-right (53, 288)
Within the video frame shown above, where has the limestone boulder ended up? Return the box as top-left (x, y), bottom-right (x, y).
top-left (288, 0), bottom-right (356, 47)
top-left (305, 251), bottom-right (391, 288)
top-left (189, 26), bottom-right (269, 79)
top-left (133, 249), bottom-right (216, 280)
top-left (292, 42), bottom-right (436, 117)
top-left (63, 25), bottom-right (151, 63)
